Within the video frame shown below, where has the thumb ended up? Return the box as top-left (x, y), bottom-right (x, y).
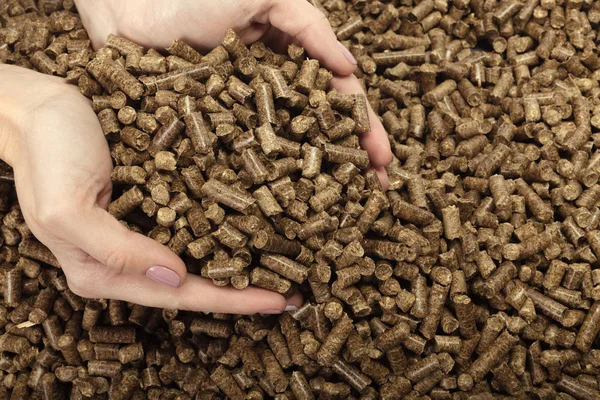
top-left (103, 270), bottom-right (304, 314)
top-left (266, 0), bottom-right (357, 75)
top-left (65, 206), bottom-right (188, 288)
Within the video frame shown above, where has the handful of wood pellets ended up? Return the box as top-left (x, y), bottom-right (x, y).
top-left (95, 29), bottom-right (382, 297)
top-left (2, 0), bottom-right (600, 399)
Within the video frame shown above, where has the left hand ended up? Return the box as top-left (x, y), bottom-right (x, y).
top-left (0, 65), bottom-right (302, 314)
top-left (74, 0), bottom-right (393, 186)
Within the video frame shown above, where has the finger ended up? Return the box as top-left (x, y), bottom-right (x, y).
top-left (255, 27), bottom-right (295, 54)
top-left (371, 167), bottom-right (390, 191)
top-left (55, 247), bottom-right (302, 314)
top-left (103, 271), bottom-right (301, 314)
top-left (285, 291), bottom-right (304, 310)
top-left (62, 206), bottom-right (187, 288)
top-left (330, 75), bottom-right (393, 167)
top-left (264, 0), bottom-right (357, 75)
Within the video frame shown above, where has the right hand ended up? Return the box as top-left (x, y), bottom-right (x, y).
top-left (0, 64), bottom-right (301, 314)
top-left (74, 0), bottom-right (393, 186)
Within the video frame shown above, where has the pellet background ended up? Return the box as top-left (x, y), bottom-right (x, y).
top-left (1, 0), bottom-right (600, 398)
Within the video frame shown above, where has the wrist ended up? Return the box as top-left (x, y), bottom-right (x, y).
top-left (0, 65), bottom-right (79, 167)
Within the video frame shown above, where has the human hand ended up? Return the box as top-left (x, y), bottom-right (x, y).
top-left (0, 65), bottom-right (301, 314)
top-left (74, 0), bottom-right (393, 186)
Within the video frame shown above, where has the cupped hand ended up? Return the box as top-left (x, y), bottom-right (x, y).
top-left (1, 65), bottom-right (301, 314)
top-left (74, 0), bottom-right (393, 185)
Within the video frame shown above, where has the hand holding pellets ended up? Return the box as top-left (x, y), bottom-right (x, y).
top-left (99, 29), bottom-right (388, 297)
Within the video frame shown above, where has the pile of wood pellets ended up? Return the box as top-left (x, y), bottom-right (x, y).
top-left (2, 0), bottom-right (600, 398)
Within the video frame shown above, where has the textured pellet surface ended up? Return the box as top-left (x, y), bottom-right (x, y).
top-left (2, 0), bottom-right (600, 399)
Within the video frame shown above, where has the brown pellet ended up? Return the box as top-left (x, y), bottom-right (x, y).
top-left (420, 283), bottom-right (450, 339)
top-left (376, 322), bottom-right (410, 352)
top-left (88, 359), bottom-right (122, 378)
top-left (453, 294), bottom-right (478, 339)
top-left (5, 267), bottom-right (22, 307)
top-left (316, 314), bottom-right (354, 366)
top-left (260, 253), bottom-right (309, 284)
top-left (575, 301), bottom-right (600, 352)
top-left (190, 318), bottom-right (233, 338)
top-left (467, 331), bottom-right (519, 382)
top-left (250, 267), bottom-right (292, 294)
top-left (87, 56), bottom-right (144, 100)
top-left (323, 143), bottom-right (370, 170)
top-left (441, 205), bottom-right (461, 240)
top-left (57, 333), bottom-right (82, 366)
top-left (201, 178), bottom-right (255, 213)
top-left (89, 326), bottom-right (136, 344)
top-left (108, 186), bottom-right (144, 219)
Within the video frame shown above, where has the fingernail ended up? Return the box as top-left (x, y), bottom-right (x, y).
top-left (146, 266), bottom-right (181, 288)
top-left (259, 305), bottom-right (298, 315)
top-left (337, 41), bottom-right (357, 65)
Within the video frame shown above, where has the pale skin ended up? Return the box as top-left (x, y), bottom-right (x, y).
top-left (0, 0), bottom-right (393, 314)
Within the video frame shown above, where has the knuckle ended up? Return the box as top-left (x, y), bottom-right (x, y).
top-left (35, 202), bottom-right (71, 229)
top-left (66, 274), bottom-right (95, 298)
top-left (169, 291), bottom-right (184, 310)
top-left (34, 194), bottom-right (88, 230)
top-left (103, 246), bottom-right (129, 275)
top-left (294, 13), bottom-right (328, 42)
top-left (103, 231), bottom-right (134, 274)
